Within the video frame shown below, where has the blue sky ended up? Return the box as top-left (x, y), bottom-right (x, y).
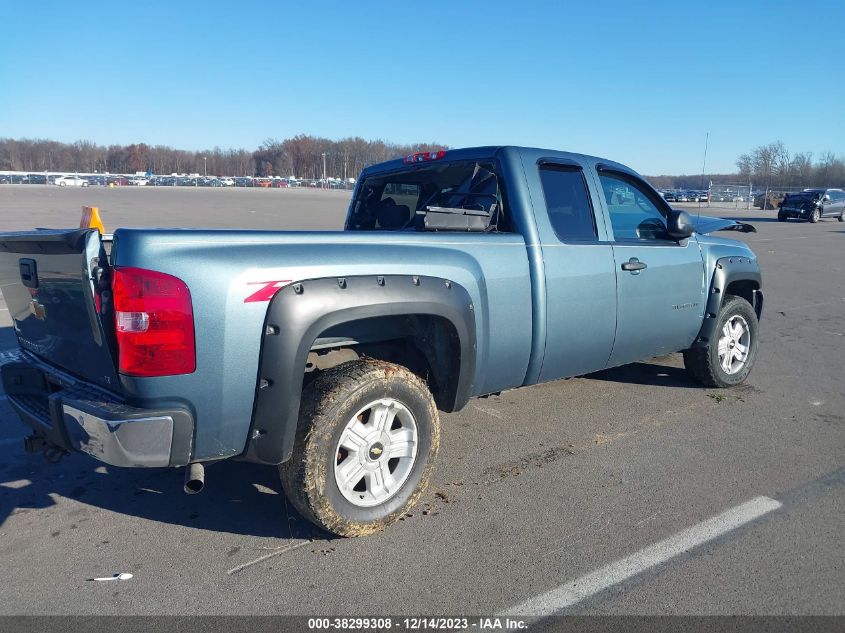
top-left (1, 0), bottom-right (842, 174)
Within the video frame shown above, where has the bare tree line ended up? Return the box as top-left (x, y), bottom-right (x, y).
top-left (3, 136), bottom-right (842, 189)
top-left (0, 136), bottom-right (446, 179)
top-left (735, 141), bottom-right (845, 190)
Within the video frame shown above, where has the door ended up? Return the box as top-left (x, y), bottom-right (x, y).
top-left (535, 162), bottom-right (617, 382)
top-left (825, 190), bottom-right (845, 217)
top-left (596, 170), bottom-right (706, 367)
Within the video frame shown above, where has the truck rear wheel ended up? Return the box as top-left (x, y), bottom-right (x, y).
top-left (683, 295), bottom-right (759, 388)
top-left (279, 359), bottom-right (440, 536)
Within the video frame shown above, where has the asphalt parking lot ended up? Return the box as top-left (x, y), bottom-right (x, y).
top-left (0, 186), bottom-right (842, 616)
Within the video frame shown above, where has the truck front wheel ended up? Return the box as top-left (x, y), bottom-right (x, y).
top-left (279, 359), bottom-right (440, 536)
top-left (683, 295), bottom-right (759, 388)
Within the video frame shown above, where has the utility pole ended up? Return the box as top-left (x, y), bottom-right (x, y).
top-left (321, 152), bottom-right (327, 189)
top-left (701, 131), bottom-right (709, 208)
top-left (203, 156), bottom-right (207, 178)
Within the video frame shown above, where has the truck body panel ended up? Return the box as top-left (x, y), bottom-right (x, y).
top-left (111, 228), bottom-right (532, 460)
top-left (0, 145), bottom-right (762, 468)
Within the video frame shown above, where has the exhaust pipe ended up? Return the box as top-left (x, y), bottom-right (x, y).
top-left (184, 462), bottom-right (205, 494)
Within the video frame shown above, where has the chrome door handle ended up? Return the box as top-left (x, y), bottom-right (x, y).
top-left (621, 258), bottom-right (647, 272)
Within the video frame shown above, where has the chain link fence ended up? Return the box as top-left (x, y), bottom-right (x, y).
top-left (708, 184), bottom-right (753, 209)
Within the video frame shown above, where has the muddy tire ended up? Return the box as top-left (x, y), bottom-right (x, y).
top-left (838, 211), bottom-right (844, 222)
top-left (777, 210), bottom-right (787, 222)
top-left (683, 295), bottom-right (759, 388)
top-left (279, 359), bottom-right (439, 537)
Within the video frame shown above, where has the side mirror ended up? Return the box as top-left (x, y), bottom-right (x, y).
top-left (822, 195), bottom-right (831, 202)
top-left (667, 209), bottom-right (695, 241)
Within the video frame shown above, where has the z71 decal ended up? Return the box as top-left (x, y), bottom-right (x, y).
top-left (244, 280), bottom-right (292, 303)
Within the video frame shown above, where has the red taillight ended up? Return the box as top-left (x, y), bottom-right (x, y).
top-left (112, 267), bottom-right (196, 377)
top-left (403, 150), bottom-right (446, 164)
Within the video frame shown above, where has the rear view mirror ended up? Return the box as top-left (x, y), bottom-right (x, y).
top-left (823, 195), bottom-right (831, 202)
top-left (667, 209), bottom-right (694, 241)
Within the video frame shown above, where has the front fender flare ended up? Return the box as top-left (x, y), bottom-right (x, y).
top-left (692, 256), bottom-right (762, 349)
top-left (242, 274), bottom-right (476, 465)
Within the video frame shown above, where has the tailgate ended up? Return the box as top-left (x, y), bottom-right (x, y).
top-left (0, 228), bottom-right (119, 389)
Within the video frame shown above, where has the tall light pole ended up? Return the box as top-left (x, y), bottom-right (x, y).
top-left (321, 152), bottom-right (327, 189)
top-left (700, 131), bottom-right (709, 208)
top-left (203, 156), bottom-right (207, 178)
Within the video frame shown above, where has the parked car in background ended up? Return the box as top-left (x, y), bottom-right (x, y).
top-left (754, 191), bottom-right (785, 210)
top-left (779, 188), bottom-right (845, 223)
top-left (128, 177), bottom-right (149, 186)
top-left (54, 175), bottom-right (89, 187)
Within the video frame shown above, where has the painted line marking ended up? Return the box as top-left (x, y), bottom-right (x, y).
top-left (472, 404), bottom-right (505, 420)
top-left (502, 495), bottom-right (782, 617)
top-left (226, 540), bottom-right (312, 575)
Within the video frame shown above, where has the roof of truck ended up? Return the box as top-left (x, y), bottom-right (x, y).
top-left (360, 146), bottom-right (637, 179)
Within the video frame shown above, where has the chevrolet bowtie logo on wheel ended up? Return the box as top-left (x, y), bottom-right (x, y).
top-left (368, 443), bottom-right (384, 459)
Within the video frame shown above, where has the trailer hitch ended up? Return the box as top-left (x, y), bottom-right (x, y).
top-left (23, 435), bottom-right (69, 463)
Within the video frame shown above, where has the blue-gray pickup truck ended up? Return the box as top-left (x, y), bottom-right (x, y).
top-left (0, 146), bottom-right (762, 536)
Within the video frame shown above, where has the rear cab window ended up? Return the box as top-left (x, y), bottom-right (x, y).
top-left (347, 160), bottom-right (512, 232)
top-left (537, 164), bottom-right (597, 241)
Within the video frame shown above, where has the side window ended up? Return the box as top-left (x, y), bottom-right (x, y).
top-left (599, 172), bottom-right (669, 241)
top-left (538, 165), bottom-right (597, 241)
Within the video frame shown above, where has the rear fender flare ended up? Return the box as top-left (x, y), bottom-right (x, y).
top-left (243, 275), bottom-right (476, 464)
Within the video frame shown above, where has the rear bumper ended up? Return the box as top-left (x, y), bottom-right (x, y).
top-left (1, 351), bottom-right (194, 467)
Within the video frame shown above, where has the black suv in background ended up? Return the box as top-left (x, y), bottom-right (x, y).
top-left (779, 188), bottom-right (845, 223)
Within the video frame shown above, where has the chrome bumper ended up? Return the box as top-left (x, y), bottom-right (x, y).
top-left (62, 405), bottom-right (174, 468)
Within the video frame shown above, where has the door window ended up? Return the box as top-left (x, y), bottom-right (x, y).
top-left (599, 172), bottom-right (669, 241)
top-left (538, 165), bottom-right (597, 241)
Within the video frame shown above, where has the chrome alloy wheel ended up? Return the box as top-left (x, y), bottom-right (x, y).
top-left (718, 315), bottom-right (751, 375)
top-left (333, 398), bottom-right (418, 507)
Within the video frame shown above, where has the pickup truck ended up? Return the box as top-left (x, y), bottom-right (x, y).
top-left (0, 146), bottom-right (763, 536)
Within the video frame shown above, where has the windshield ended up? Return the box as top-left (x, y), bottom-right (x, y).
top-left (788, 190), bottom-right (822, 200)
top-left (346, 160), bottom-right (506, 231)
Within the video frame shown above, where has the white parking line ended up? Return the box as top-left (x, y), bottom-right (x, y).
top-left (227, 540), bottom-right (312, 575)
top-left (502, 496), bottom-right (782, 617)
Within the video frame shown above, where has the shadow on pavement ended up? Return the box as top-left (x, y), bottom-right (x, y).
top-left (586, 361), bottom-right (699, 388)
top-left (0, 325), bottom-right (326, 542)
top-left (0, 447), bottom-right (328, 542)
top-left (0, 326), bottom-right (16, 349)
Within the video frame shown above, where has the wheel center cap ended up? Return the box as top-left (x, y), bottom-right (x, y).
top-left (368, 442), bottom-right (385, 461)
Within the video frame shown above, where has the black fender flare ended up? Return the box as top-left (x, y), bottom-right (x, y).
top-left (242, 274), bottom-right (476, 465)
top-left (692, 256), bottom-right (762, 349)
